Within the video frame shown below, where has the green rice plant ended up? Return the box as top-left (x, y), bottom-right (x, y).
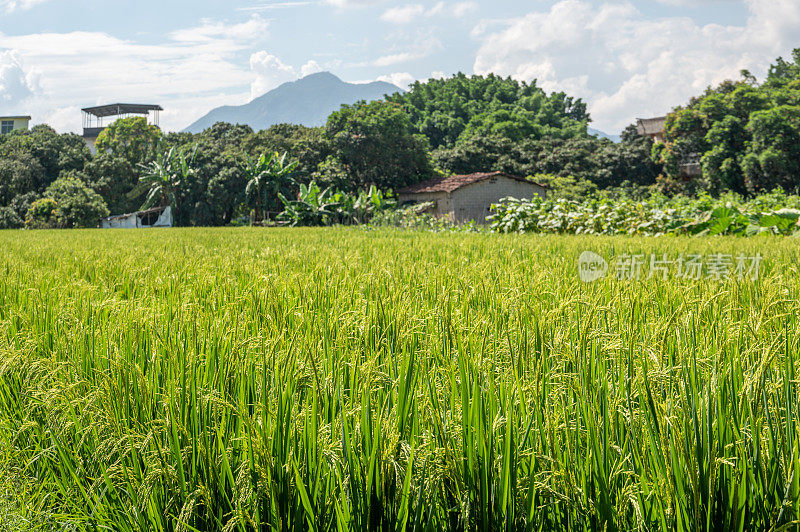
top-left (0, 228), bottom-right (797, 530)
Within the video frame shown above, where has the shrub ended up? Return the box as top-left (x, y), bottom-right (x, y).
top-left (489, 191), bottom-right (800, 236)
top-left (45, 176), bottom-right (109, 228)
top-left (25, 198), bottom-right (59, 229)
top-left (0, 206), bottom-right (23, 230)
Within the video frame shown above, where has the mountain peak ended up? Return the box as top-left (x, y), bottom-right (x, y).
top-left (298, 71), bottom-right (341, 82)
top-left (184, 73), bottom-right (403, 133)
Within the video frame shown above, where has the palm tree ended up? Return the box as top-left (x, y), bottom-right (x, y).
top-left (132, 146), bottom-right (197, 212)
top-left (244, 151), bottom-right (299, 224)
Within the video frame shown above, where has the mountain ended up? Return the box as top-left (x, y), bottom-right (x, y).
top-left (588, 127), bottom-right (621, 143)
top-left (184, 72), bottom-right (404, 133)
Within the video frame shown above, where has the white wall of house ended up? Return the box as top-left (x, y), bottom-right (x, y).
top-left (84, 136), bottom-right (99, 155)
top-left (398, 191), bottom-right (452, 218)
top-left (450, 177), bottom-right (546, 223)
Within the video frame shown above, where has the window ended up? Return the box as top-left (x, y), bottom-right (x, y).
top-left (0, 121), bottom-right (13, 134)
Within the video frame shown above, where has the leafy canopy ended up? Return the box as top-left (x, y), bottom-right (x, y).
top-left (658, 48), bottom-right (800, 195)
top-left (95, 117), bottom-right (162, 167)
top-left (386, 73), bottom-right (590, 149)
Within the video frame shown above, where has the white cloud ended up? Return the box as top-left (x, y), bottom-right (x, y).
top-left (239, 1), bottom-right (315, 11)
top-left (380, 4), bottom-right (424, 24)
top-left (0, 50), bottom-right (38, 111)
top-left (0, 0), bottom-right (48, 13)
top-left (373, 52), bottom-right (418, 67)
top-left (300, 60), bottom-right (323, 77)
top-left (324, 0), bottom-right (384, 7)
top-left (381, 1), bottom-right (478, 24)
top-left (451, 2), bottom-right (478, 18)
top-left (0, 15), bottom-right (272, 131)
top-left (377, 72), bottom-right (415, 89)
top-left (250, 51), bottom-right (297, 97)
top-left (368, 33), bottom-right (442, 67)
top-left (249, 55), bottom-right (327, 98)
top-left (170, 15), bottom-right (270, 43)
top-left (473, 0), bottom-right (800, 133)
top-left (654, 0), bottom-right (740, 5)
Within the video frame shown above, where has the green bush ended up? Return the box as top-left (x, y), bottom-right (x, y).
top-left (278, 182), bottom-right (397, 227)
top-left (25, 198), bottom-right (59, 229)
top-left (44, 176), bottom-right (109, 228)
top-left (489, 190), bottom-right (800, 236)
top-left (0, 207), bottom-right (23, 230)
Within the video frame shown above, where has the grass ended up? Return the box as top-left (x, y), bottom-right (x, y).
top-left (0, 227), bottom-right (798, 531)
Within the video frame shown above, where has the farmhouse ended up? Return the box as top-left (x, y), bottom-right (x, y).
top-left (0, 115), bottom-right (31, 134)
top-left (636, 116), bottom-right (667, 143)
top-left (398, 172), bottom-right (547, 223)
top-left (101, 206), bottom-right (173, 229)
top-left (637, 115), bottom-right (701, 178)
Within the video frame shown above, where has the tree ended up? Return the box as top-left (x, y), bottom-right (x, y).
top-left (244, 151), bottom-right (298, 223)
top-left (277, 181), bottom-right (341, 227)
top-left (0, 153), bottom-right (45, 205)
top-left (432, 131), bottom-right (658, 191)
top-left (163, 124), bottom-right (250, 226)
top-left (95, 117), bottom-right (162, 167)
top-left (0, 125), bottom-right (90, 198)
top-left (44, 176), bottom-right (109, 228)
top-left (745, 106), bottom-right (800, 193)
top-left (386, 73), bottom-right (589, 149)
top-left (25, 198), bottom-right (58, 229)
top-left (132, 146), bottom-right (198, 216)
top-left (534, 174), bottom-right (598, 201)
top-left (657, 49), bottom-right (800, 195)
top-left (84, 153), bottom-right (139, 215)
top-left (243, 124), bottom-right (331, 179)
top-left (324, 100), bottom-right (433, 191)
top-left (0, 206), bottom-right (23, 229)
top-left (432, 134), bottom-right (520, 175)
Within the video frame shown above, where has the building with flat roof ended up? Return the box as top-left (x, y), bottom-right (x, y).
top-left (81, 103), bottom-right (163, 154)
top-left (0, 116), bottom-right (31, 134)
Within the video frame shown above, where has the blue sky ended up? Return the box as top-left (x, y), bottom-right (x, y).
top-left (1, 0), bottom-right (797, 134)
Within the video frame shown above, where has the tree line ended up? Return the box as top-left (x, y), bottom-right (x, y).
top-left (657, 48), bottom-right (800, 195)
top-left (1, 56), bottom-right (798, 229)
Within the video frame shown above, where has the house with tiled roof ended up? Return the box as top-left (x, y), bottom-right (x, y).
top-left (398, 172), bottom-right (547, 224)
top-left (636, 117), bottom-right (667, 143)
top-left (637, 116), bottom-right (701, 177)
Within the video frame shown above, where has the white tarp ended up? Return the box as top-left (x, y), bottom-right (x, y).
top-left (101, 206), bottom-right (172, 229)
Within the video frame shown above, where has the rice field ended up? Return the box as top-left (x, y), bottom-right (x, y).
top-left (0, 227), bottom-right (798, 531)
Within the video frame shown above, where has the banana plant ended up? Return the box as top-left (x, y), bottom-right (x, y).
top-left (277, 182), bottom-right (343, 227)
top-left (132, 145), bottom-right (198, 212)
top-left (244, 151), bottom-right (299, 224)
top-left (278, 183), bottom-right (397, 227)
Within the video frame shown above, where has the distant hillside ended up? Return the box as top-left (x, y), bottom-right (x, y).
top-left (184, 72), bottom-right (403, 133)
top-left (588, 127), bottom-right (621, 143)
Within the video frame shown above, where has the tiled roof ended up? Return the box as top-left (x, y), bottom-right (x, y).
top-left (398, 172), bottom-right (547, 194)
